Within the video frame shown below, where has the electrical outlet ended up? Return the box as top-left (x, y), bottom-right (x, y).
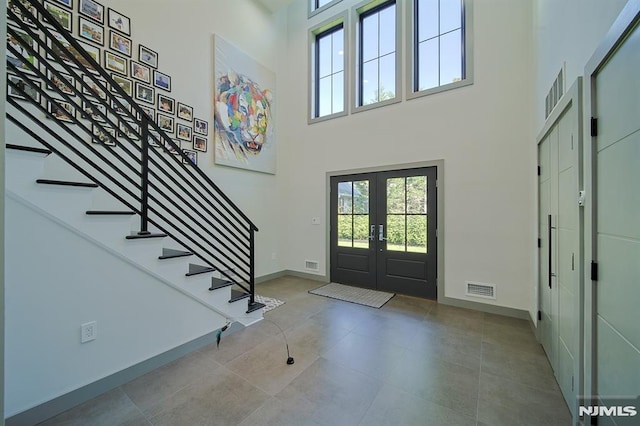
top-left (81, 321), bottom-right (97, 343)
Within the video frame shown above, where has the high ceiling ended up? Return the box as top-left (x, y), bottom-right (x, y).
top-left (255, 0), bottom-right (296, 13)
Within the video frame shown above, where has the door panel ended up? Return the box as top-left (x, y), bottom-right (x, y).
top-left (330, 167), bottom-right (437, 299)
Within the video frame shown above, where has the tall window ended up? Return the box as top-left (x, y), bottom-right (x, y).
top-left (413, 0), bottom-right (469, 94)
top-left (313, 23), bottom-right (345, 119)
top-left (358, 1), bottom-right (397, 107)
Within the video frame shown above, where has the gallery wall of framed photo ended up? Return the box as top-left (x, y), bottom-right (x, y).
top-left (7, 0), bottom-right (209, 166)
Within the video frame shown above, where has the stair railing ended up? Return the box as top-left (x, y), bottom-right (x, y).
top-left (6, 0), bottom-right (259, 307)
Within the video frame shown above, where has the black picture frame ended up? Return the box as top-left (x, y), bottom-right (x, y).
top-left (46, 69), bottom-right (75, 95)
top-left (110, 96), bottom-right (131, 116)
top-left (104, 50), bottom-right (127, 75)
top-left (78, 0), bottom-right (104, 24)
top-left (44, 1), bottom-right (73, 32)
top-left (152, 70), bottom-right (171, 91)
top-left (110, 73), bottom-right (132, 97)
top-left (130, 60), bottom-right (151, 84)
top-left (81, 74), bottom-right (106, 99)
top-left (138, 105), bottom-right (154, 121)
top-left (51, 0), bottom-right (73, 10)
top-left (157, 113), bottom-right (175, 134)
top-left (8, 27), bottom-right (39, 75)
top-left (177, 102), bottom-right (193, 122)
top-left (118, 120), bottom-right (140, 140)
top-left (80, 100), bottom-right (106, 122)
top-left (134, 82), bottom-right (155, 105)
top-left (78, 16), bottom-right (104, 46)
top-left (107, 8), bottom-right (130, 36)
top-left (182, 149), bottom-right (197, 166)
top-left (157, 94), bottom-right (175, 115)
top-left (48, 99), bottom-right (75, 123)
top-left (193, 135), bottom-right (207, 152)
top-left (165, 139), bottom-right (180, 155)
top-left (92, 123), bottom-right (116, 146)
top-left (194, 118), bottom-right (208, 135)
top-left (176, 123), bottom-right (192, 141)
top-left (109, 31), bottom-right (132, 57)
top-left (138, 45), bottom-right (158, 69)
top-left (7, 74), bottom-right (41, 102)
top-left (8, 0), bottom-right (38, 28)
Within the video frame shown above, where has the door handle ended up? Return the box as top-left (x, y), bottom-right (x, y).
top-left (378, 224), bottom-right (387, 241)
top-left (368, 225), bottom-right (376, 241)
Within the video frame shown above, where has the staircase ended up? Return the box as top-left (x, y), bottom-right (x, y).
top-left (5, 1), bottom-right (265, 327)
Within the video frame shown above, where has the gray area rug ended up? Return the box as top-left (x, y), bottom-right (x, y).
top-left (309, 283), bottom-right (394, 308)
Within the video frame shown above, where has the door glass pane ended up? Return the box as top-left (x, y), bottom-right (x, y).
top-left (407, 215), bottom-right (427, 253)
top-left (387, 214), bottom-right (405, 252)
top-left (387, 177), bottom-right (405, 214)
top-left (407, 176), bottom-right (427, 213)
top-left (337, 214), bottom-right (352, 247)
top-left (337, 181), bottom-right (353, 214)
top-left (353, 214), bottom-right (370, 249)
top-left (353, 180), bottom-right (369, 214)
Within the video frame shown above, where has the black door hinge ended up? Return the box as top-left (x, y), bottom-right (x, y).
top-left (591, 117), bottom-right (598, 137)
top-left (537, 165), bottom-right (541, 176)
top-left (538, 238), bottom-right (542, 248)
top-left (591, 261), bottom-right (598, 281)
top-left (538, 310), bottom-right (542, 321)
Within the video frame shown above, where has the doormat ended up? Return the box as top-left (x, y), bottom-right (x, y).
top-left (309, 283), bottom-right (394, 309)
top-left (255, 295), bottom-right (285, 313)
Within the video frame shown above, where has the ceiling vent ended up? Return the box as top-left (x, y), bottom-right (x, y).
top-left (466, 281), bottom-right (496, 300)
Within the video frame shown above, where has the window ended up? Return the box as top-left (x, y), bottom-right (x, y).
top-left (410, 0), bottom-right (472, 97)
top-left (309, 0), bottom-right (344, 17)
top-left (309, 14), bottom-right (347, 122)
top-left (355, 0), bottom-right (400, 110)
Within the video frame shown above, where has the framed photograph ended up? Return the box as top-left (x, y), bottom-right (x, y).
top-left (165, 139), bottom-right (180, 155)
top-left (176, 123), bottom-right (192, 141)
top-left (182, 149), bottom-right (197, 166)
top-left (82, 74), bottom-right (106, 99)
top-left (48, 32), bottom-right (100, 72)
top-left (177, 102), bottom-right (193, 121)
top-left (109, 31), bottom-right (131, 57)
top-left (44, 1), bottom-right (72, 32)
top-left (7, 27), bottom-right (39, 74)
top-left (48, 99), bottom-right (75, 123)
top-left (194, 118), bottom-right (208, 135)
top-left (51, 0), bottom-right (73, 9)
top-left (110, 96), bottom-right (130, 116)
top-left (138, 45), bottom-right (157, 68)
top-left (8, 0), bottom-right (38, 28)
top-left (148, 130), bottom-right (161, 147)
top-left (79, 0), bottom-right (104, 24)
top-left (118, 120), bottom-right (139, 140)
top-left (107, 8), bottom-right (130, 36)
top-left (157, 94), bottom-right (175, 114)
top-left (80, 100), bottom-right (106, 122)
top-left (138, 105), bottom-right (154, 121)
top-left (78, 17), bottom-right (104, 46)
top-left (130, 61), bottom-right (150, 83)
top-left (134, 82), bottom-right (154, 105)
top-left (193, 135), bottom-right (207, 152)
top-left (153, 70), bottom-right (171, 91)
top-left (47, 69), bottom-right (75, 95)
top-left (156, 113), bottom-right (174, 134)
top-left (92, 124), bottom-right (116, 146)
top-left (7, 74), bottom-right (41, 102)
top-left (104, 50), bottom-right (127, 75)
top-left (110, 73), bottom-right (132, 96)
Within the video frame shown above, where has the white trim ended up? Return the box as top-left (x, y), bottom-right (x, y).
top-left (309, 0), bottom-right (345, 19)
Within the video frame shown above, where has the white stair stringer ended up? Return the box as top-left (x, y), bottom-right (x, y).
top-left (6, 149), bottom-right (262, 326)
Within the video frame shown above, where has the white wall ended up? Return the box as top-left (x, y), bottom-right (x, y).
top-left (533, 0), bottom-right (627, 130)
top-left (280, 0), bottom-right (536, 311)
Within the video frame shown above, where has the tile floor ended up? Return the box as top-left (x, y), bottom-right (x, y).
top-left (40, 276), bottom-right (572, 426)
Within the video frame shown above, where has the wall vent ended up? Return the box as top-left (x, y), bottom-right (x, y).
top-left (465, 281), bottom-right (496, 300)
top-left (305, 260), bottom-right (319, 271)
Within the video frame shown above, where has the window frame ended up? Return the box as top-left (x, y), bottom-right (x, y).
top-left (352, 0), bottom-right (402, 114)
top-left (406, 0), bottom-right (474, 100)
top-left (308, 12), bottom-right (349, 124)
top-left (309, 0), bottom-right (344, 18)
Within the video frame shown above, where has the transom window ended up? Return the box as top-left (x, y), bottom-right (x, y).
top-left (412, 0), bottom-right (470, 94)
top-left (358, 1), bottom-right (397, 107)
top-left (314, 24), bottom-right (345, 118)
top-left (310, 0), bottom-right (344, 17)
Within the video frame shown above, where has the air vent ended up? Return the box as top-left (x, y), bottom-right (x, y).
top-left (305, 260), bottom-right (319, 271)
top-left (465, 281), bottom-right (496, 299)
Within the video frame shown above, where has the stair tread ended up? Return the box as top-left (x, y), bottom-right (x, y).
top-left (229, 289), bottom-right (250, 303)
top-left (125, 233), bottom-right (167, 240)
top-left (6, 144), bottom-right (51, 155)
top-left (159, 248), bottom-right (193, 260)
top-left (36, 179), bottom-right (98, 188)
top-left (86, 210), bottom-right (135, 215)
top-left (208, 277), bottom-right (233, 291)
top-left (186, 263), bottom-right (216, 276)
top-left (246, 302), bottom-right (266, 314)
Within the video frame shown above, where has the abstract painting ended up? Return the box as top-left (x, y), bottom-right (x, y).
top-left (213, 35), bottom-right (276, 174)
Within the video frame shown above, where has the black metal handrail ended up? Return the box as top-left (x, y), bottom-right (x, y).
top-left (6, 0), bottom-right (259, 305)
